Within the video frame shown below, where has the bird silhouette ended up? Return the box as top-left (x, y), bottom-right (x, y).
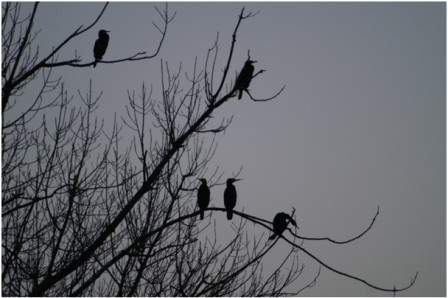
top-left (234, 59), bottom-right (256, 99)
top-left (269, 212), bottom-right (297, 240)
top-left (223, 178), bottom-right (241, 220)
top-left (93, 30), bottom-right (110, 67)
top-left (197, 179), bottom-right (210, 220)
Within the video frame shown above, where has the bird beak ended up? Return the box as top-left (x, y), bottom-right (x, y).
top-left (234, 178), bottom-right (243, 182)
top-left (290, 219), bottom-right (297, 227)
top-left (252, 60), bottom-right (258, 63)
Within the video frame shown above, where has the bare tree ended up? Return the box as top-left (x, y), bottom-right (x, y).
top-left (2, 3), bottom-right (417, 297)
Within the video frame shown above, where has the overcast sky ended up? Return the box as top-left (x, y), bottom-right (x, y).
top-left (16, 2), bottom-right (446, 296)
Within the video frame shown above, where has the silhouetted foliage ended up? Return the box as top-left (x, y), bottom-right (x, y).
top-left (2, 3), bottom-right (417, 296)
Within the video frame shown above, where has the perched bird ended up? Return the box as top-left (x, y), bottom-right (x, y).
top-left (234, 59), bottom-right (257, 99)
top-left (223, 178), bottom-right (241, 220)
top-left (197, 179), bottom-right (210, 220)
top-left (93, 30), bottom-right (110, 67)
top-left (269, 212), bottom-right (297, 240)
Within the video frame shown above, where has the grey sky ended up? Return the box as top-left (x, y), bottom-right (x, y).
top-left (16, 2), bottom-right (445, 296)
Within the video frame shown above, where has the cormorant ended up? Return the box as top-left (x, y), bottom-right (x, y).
top-left (197, 178), bottom-right (210, 220)
top-left (223, 178), bottom-right (241, 220)
top-left (234, 59), bottom-right (256, 99)
top-left (269, 212), bottom-right (297, 240)
top-left (93, 30), bottom-right (110, 67)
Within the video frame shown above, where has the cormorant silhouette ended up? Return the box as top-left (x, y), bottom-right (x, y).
top-left (197, 178), bottom-right (210, 220)
top-left (93, 30), bottom-right (110, 67)
top-left (234, 59), bottom-right (256, 99)
top-left (269, 212), bottom-right (297, 240)
top-left (223, 178), bottom-right (241, 220)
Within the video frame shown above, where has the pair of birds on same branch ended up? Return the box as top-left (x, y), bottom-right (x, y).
top-left (197, 178), bottom-right (240, 221)
top-left (197, 179), bottom-right (297, 240)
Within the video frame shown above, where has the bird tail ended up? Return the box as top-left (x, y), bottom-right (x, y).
top-left (200, 211), bottom-right (204, 220)
top-left (268, 234), bottom-right (277, 241)
top-left (93, 61), bottom-right (97, 68)
top-left (227, 211), bottom-right (233, 220)
top-left (238, 90), bottom-right (243, 100)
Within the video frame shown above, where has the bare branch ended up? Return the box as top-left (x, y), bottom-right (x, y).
top-left (294, 206), bottom-right (380, 244)
top-left (247, 85), bottom-right (286, 102)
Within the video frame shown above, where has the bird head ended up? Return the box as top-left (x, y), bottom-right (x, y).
top-left (99, 30), bottom-right (109, 37)
top-left (281, 212), bottom-right (297, 227)
top-left (198, 178), bottom-right (207, 185)
top-left (246, 59), bottom-right (257, 66)
top-left (289, 218), bottom-right (297, 227)
top-left (227, 178), bottom-right (242, 185)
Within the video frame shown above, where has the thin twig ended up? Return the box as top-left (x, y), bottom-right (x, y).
top-left (293, 206), bottom-right (380, 244)
top-left (248, 85), bottom-right (286, 102)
